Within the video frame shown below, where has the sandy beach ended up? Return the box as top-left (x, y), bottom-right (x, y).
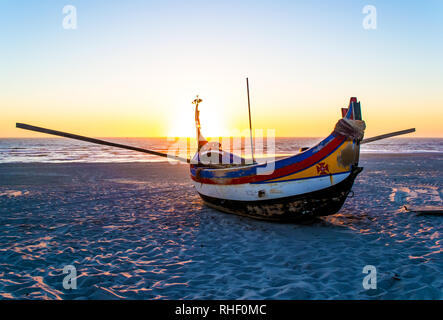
top-left (0, 153), bottom-right (441, 299)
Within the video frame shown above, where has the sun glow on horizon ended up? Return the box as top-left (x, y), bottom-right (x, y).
top-left (167, 102), bottom-right (229, 138)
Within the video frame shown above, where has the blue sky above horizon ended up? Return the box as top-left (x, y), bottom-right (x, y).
top-left (1, 0), bottom-right (442, 137)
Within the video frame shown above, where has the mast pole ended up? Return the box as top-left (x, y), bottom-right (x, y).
top-left (246, 77), bottom-right (255, 163)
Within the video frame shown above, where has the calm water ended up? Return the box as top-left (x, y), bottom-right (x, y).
top-left (1, 138), bottom-right (442, 163)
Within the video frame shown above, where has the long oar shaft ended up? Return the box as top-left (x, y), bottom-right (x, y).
top-left (16, 123), bottom-right (190, 163)
top-left (361, 128), bottom-right (415, 144)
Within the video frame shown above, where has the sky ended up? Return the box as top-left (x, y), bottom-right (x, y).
top-left (1, 0), bottom-right (442, 138)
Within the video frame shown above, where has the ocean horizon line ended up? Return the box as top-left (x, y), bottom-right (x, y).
top-left (1, 136), bottom-right (442, 139)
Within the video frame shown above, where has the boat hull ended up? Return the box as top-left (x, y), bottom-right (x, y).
top-left (197, 167), bottom-right (363, 222)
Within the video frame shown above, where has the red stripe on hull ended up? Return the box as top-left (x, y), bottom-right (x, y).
top-left (191, 135), bottom-right (345, 185)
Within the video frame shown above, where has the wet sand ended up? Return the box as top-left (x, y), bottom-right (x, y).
top-left (0, 153), bottom-right (441, 299)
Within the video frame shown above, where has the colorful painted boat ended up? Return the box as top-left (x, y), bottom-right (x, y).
top-left (189, 97), bottom-right (366, 221)
top-left (15, 89), bottom-right (414, 223)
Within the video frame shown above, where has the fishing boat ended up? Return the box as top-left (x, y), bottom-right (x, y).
top-left (16, 79), bottom-right (415, 222)
top-left (188, 95), bottom-right (366, 221)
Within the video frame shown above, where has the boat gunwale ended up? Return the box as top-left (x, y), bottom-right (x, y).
top-left (190, 134), bottom-right (347, 186)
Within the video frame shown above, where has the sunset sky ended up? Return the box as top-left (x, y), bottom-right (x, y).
top-left (1, 0), bottom-right (442, 138)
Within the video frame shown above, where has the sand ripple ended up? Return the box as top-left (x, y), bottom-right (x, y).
top-left (0, 157), bottom-right (441, 299)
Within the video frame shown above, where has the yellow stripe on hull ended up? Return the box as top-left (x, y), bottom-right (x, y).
top-left (265, 140), bottom-right (359, 183)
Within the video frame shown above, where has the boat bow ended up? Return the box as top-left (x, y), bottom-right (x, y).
top-left (190, 97), bottom-right (366, 221)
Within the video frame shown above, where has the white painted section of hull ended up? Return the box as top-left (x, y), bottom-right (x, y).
top-left (192, 172), bottom-right (351, 201)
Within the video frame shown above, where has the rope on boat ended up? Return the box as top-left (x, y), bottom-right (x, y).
top-left (333, 118), bottom-right (366, 140)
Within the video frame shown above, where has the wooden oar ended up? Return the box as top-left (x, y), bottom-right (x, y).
top-left (404, 205), bottom-right (443, 216)
top-left (16, 123), bottom-right (190, 163)
top-left (361, 128), bottom-right (415, 144)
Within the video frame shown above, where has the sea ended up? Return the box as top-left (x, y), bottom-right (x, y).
top-left (0, 137), bottom-right (442, 163)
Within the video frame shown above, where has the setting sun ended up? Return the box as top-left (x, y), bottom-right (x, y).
top-left (167, 100), bottom-right (228, 138)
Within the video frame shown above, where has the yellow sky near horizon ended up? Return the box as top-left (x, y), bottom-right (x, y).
top-left (2, 96), bottom-right (443, 139)
top-left (2, 79), bottom-right (442, 138)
